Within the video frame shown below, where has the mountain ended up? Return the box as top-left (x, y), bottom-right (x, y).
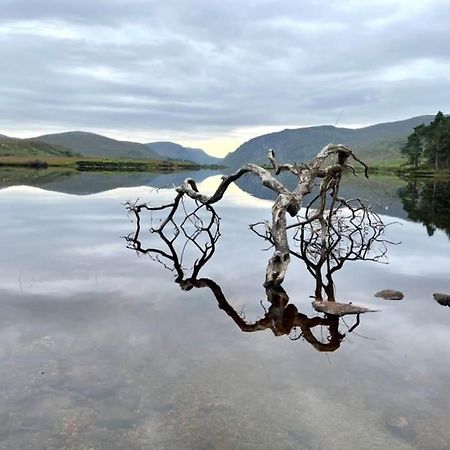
top-left (224, 116), bottom-right (435, 167)
top-left (1, 131), bottom-right (220, 164)
top-left (36, 131), bottom-right (162, 160)
top-left (147, 141), bottom-right (222, 165)
top-left (0, 137), bottom-right (79, 157)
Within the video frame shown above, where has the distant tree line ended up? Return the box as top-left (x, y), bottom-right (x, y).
top-left (401, 111), bottom-right (450, 169)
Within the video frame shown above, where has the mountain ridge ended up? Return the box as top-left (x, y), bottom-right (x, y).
top-left (1, 115), bottom-right (438, 166)
top-left (224, 115), bottom-right (435, 167)
top-left (147, 141), bottom-right (222, 165)
top-left (32, 131), bottom-right (220, 164)
top-left (35, 131), bottom-right (162, 160)
top-left (0, 135), bottom-right (79, 158)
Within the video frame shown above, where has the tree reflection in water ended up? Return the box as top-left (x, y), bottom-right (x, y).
top-left (125, 192), bottom-right (392, 352)
top-left (399, 178), bottom-right (450, 238)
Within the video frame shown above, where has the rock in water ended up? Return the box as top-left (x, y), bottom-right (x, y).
top-left (312, 301), bottom-right (378, 316)
top-left (386, 415), bottom-right (416, 441)
top-left (375, 289), bottom-right (404, 300)
top-left (433, 293), bottom-right (450, 307)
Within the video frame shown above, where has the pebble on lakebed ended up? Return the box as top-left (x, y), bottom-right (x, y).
top-left (385, 415), bottom-right (416, 441)
top-left (433, 293), bottom-right (450, 307)
top-left (374, 289), bottom-right (404, 300)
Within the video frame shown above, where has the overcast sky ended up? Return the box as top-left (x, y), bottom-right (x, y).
top-left (0, 0), bottom-right (449, 156)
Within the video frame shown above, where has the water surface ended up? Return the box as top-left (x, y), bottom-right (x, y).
top-left (0, 171), bottom-right (449, 449)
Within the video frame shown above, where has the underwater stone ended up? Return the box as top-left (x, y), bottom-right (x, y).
top-left (375, 289), bottom-right (404, 300)
top-left (433, 293), bottom-right (450, 307)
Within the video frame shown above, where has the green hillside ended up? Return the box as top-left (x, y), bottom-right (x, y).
top-left (224, 116), bottom-right (435, 167)
top-left (36, 131), bottom-right (162, 160)
top-left (0, 138), bottom-right (79, 158)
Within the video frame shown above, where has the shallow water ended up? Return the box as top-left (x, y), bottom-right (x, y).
top-left (0, 172), bottom-right (449, 449)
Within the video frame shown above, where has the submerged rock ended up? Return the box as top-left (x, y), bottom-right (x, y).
top-left (312, 301), bottom-right (378, 316)
top-left (375, 289), bottom-right (404, 300)
top-left (433, 293), bottom-right (450, 307)
top-left (386, 415), bottom-right (416, 442)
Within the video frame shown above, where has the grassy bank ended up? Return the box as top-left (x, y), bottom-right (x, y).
top-left (0, 155), bottom-right (224, 172)
top-left (354, 156), bottom-right (450, 178)
top-left (368, 164), bottom-right (450, 178)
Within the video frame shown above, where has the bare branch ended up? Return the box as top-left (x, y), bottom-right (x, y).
top-left (126, 143), bottom-right (380, 290)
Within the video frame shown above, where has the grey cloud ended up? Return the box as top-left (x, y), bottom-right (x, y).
top-left (0, 0), bottom-right (449, 142)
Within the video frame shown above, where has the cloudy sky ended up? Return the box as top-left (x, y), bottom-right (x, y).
top-left (0, 0), bottom-right (449, 156)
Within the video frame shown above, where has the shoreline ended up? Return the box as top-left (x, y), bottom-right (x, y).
top-left (0, 155), bottom-right (224, 172)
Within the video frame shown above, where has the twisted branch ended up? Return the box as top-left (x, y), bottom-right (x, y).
top-left (127, 143), bottom-right (369, 287)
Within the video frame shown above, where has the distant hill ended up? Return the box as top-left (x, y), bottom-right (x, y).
top-left (147, 141), bottom-right (222, 165)
top-left (0, 137), bottom-right (79, 158)
top-left (1, 115), bottom-right (436, 166)
top-left (36, 131), bottom-right (162, 160)
top-left (224, 116), bottom-right (435, 167)
top-left (0, 131), bottom-right (219, 164)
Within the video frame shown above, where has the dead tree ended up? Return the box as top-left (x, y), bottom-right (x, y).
top-left (124, 166), bottom-right (392, 351)
top-left (250, 186), bottom-right (393, 314)
top-left (126, 143), bottom-right (370, 287)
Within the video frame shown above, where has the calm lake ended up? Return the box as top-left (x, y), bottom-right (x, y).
top-left (0, 169), bottom-right (449, 449)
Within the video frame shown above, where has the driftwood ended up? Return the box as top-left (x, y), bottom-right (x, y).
top-left (127, 143), bottom-right (371, 287)
top-left (124, 147), bottom-right (393, 351)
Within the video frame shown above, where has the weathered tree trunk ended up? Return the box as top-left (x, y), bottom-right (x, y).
top-left (129, 143), bottom-right (369, 287)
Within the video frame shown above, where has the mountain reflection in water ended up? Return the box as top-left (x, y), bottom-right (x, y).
top-left (3, 166), bottom-right (450, 242)
top-left (0, 167), bottom-right (221, 195)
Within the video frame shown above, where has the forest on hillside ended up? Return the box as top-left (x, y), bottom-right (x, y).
top-left (401, 112), bottom-right (450, 170)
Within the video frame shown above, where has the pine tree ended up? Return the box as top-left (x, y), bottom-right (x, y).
top-left (403, 112), bottom-right (450, 170)
top-left (401, 124), bottom-right (425, 168)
